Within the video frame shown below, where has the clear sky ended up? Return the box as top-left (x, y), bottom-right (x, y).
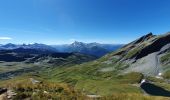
top-left (0, 0), bottom-right (170, 44)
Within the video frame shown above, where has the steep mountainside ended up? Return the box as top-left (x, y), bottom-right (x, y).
top-left (97, 32), bottom-right (170, 76)
top-left (69, 33), bottom-right (170, 76)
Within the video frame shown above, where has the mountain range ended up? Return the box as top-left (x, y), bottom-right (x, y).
top-left (0, 42), bottom-right (123, 57)
top-left (52, 41), bottom-right (123, 57)
top-left (1, 32), bottom-right (170, 99)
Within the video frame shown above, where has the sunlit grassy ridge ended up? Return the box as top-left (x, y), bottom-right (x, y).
top-left (0, 76), bottom-right (169, 100)
top-left (161, 52), bottom-right (170, 64)
top-left (0, 76), bottom-right (87, 100)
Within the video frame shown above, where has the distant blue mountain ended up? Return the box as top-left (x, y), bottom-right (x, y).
top-left (52, 41), bottom-right (124, 57)
top-left (0, 43), bottom-right (57, 52)
top-left (0, 42), bottom-right (123, 57)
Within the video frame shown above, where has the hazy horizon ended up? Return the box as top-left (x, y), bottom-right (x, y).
top-left (0, 41), bottom-right (125, 45)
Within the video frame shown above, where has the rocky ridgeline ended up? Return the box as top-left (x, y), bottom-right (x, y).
top-left (101, 32), bottom-right (170, 76)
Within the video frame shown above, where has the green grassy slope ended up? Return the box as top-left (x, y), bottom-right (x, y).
top-left (37, 57), bottom-right (144, 96)
top-left (0, 75), bottom-right (169, 100)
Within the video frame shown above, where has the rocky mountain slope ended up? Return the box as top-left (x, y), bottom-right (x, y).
top-left (98, 32), bottom-right (170, 76)
top-left (33, 32), bottom-right (170, 98)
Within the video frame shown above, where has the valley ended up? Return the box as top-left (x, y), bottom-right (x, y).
top-left (1, 33), bottom-right (170, 99)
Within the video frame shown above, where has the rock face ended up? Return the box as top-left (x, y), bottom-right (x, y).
top-left (130, 32), bottom-right (154, 45)
top-left (136, 33), bottom-right (170, 59)
top-left (0, 88), bottom-right (17, 100)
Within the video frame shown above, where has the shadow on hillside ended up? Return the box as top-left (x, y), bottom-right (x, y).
top-left (141, 82), bottom-right (170, 97)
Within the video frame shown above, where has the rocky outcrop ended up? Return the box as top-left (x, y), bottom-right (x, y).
top-left (136, 33), bottom-right (170, 59)
top-left (0, 88), bottom-right (7, 94)
top-left (122, 32), bottom-right (154, 48)
top-left (133, 32), bottom-right (154, 45)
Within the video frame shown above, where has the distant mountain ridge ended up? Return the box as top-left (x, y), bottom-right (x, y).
top-left (0, 42), bottom-right (123, 57)
top-left (0, 43), bottom-right (57, 52)
top-left (52, 41), bottom-right (123, 57)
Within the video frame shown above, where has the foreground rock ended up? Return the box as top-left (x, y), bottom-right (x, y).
top-left (0, 88), bottom-right (17, 100)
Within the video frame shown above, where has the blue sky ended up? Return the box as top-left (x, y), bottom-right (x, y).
top-left (0, 0), bottom-right (170, 44)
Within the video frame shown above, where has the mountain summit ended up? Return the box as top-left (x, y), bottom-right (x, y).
top-left (52, 41), bottom-right (123, 57)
